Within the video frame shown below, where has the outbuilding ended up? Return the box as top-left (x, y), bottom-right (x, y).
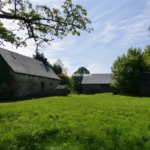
top-left (82, 74), bottom-right (116, 94)
top-left (139, 72), bottom-right (150, 96)
top-left (55, 85), bottom-right (68, 96)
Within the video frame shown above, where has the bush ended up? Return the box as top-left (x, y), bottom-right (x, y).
top-left (0, 83), bottom-right (10, 101)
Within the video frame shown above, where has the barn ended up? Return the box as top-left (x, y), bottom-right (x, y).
top-left (139, 72), bottom-right (150, 96)
top-left (0, 48), bottom-right (61, 98)
top-left (82, 74), bottom-right (115, 94)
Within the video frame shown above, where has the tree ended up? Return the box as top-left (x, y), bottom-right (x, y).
top-left (72, 67), bottom-right (90, 94)
top-left (33, 49), bottom-right (50, 65)
top-left (0, 0), bottom-right (93, 49)
top-left (142, 45), bottom-right (150, 71)
top-left (111, 47), bottom-right (147, 95)
top-left (51, 59), bottom-right (67, 75)
top-left (51, 59), bottom-right (72, 89)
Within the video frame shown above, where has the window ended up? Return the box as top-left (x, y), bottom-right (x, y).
top-left (28, 81), bottom-right (33, 90)
top-left (12, 55), bottom-right (16, 59)
top-left (50, 83), bottom-right (53, 89)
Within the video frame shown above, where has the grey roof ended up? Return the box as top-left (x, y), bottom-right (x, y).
top-left (0, 47), bottom-right (61, 80)
top-left (55, 85), bottom-right (67, 90)
top-left (82, 74), bottom-right (115, 84)
top-left (139, 72), bottom-right (150, 85)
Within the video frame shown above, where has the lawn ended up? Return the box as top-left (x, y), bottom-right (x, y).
top-left (0, 93), bottom-right (150, 150)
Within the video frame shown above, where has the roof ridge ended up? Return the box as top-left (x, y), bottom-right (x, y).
top-left (0, 47), bottom-right (43, 64)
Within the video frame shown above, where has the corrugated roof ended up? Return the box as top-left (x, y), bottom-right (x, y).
top-left (139, 72), bottom-right (150, 85)
top-left (0, 47), bottom-right (61, 80)
top-left (55, 85), bottom-right (67, 89)
top-left (82, 74), bottom-right (115, 84)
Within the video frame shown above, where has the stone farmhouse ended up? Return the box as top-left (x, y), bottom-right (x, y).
top-left (0, 48), bottom-right (61, 98)
top-left (82, 74), bottom-right (115, 94)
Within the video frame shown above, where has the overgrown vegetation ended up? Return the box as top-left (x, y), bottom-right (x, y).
top-left (1, 93), bottom-right (150, 150)
top-left (111, 47), bottom-right (149, 95)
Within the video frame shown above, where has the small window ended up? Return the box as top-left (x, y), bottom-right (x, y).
top-left (28, 81), bottom-right (33, 90)
top-left (12, 55), bottom-right (16, 59)
top-left (50, 83), bottom-right (53, 89)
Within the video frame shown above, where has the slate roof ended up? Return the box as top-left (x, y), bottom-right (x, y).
top-left (0, 47), bottom-right (61, 80)
top-left (82, 74), bottom-right (115, 84)
top-left (55, 85), bottom-right (67, 90)
top-left (139, 73), bottom-right (150, 85)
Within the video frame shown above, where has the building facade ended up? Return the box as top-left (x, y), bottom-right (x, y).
top-left (0, 48), bottom-right (61, 98)
top-left (82, 74), bottom-right (115, 94)
top-left (139, 72), bottom-right (150, 96)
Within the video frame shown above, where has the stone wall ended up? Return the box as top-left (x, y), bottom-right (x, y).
top-left (83, 84), bottom-right (113, 94)
top-left (12, 73), bottom-right (60, 98)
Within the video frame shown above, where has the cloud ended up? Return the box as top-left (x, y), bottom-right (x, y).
top-left (92, 23), bottom-right (116, 42)
top-left (93, 12), bottom-right (110, 22)
top-left (87, 63), bottom-right (111, 74)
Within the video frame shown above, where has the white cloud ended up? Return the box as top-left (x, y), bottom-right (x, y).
top-left (87, 63), bottom-right (111, 74)
top-left (92, 23), bottom-right (116, 42)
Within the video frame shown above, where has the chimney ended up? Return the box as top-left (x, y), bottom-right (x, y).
top-left (42, 58), bottom-right (48, 65)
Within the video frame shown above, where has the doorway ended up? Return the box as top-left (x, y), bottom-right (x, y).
top-left (41, 82), bottom-right (45, 95)
top-left (101, 84), bottom-right (109, 92)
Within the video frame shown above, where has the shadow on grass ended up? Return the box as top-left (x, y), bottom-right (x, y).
top-left (0, 95), bottom-right (56, 104)
top-left (0, 127), bottom-right (149, 150)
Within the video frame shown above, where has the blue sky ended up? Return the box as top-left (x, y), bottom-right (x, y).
top-left (1, 0), bottom-right (150, 75)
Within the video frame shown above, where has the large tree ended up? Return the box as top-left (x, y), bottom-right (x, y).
top-left (142, 45), bottom-right (150, 71)
top-left (111, 47), bottom-right (147, 95)
top-left (72, 67), bottom-right (90, 94)
top-left (51, 59), bottom-right (71, 89)
top-left (0, 0), bottom-right (93, 49)
top-left (52, 59), bottom-right (67, 75)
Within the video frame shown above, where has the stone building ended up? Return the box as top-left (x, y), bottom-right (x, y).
top-left (82, 74), bottom-right (115, 94)
top-left (0, 48), bottom-right (61, 98)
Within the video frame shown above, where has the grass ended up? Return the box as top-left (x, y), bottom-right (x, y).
top-left (0, 93), bottom-right (150, 150)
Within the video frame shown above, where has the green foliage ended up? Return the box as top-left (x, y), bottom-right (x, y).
top-left (111, 47), bottom-right (147, 95)
top-left (72, 67), bottom-right (90, 94)
top-left (142, 45), bottom-right (150, 71)
top-left (0, 83), bottom-right (10, 100)
top-left (33, 49), bottom-right (45, 62)
top-left (1, 93), bottom-right (150, 149)
top-left (0, 0), bottom-right (93, 48)
top-left (33, 49), bottom-right (50, 66)
top-left (60, 76), bottom-right (73, 93)
top-left (51, 59), bottom-right (66, 75)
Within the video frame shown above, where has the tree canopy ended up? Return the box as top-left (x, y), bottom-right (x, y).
top-left (51, 59), bottom-right (67, 75)
top-left (72, 67), bottom-right (90, 94)
top-left (0, 0), bottom-right (93, 49)
top-left (111, 47), bottom-right (147, 95)
top-left (142, 45), bottom-right (150, 71)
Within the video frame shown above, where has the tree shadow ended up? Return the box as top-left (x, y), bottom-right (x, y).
top-left (0, 127), bottom-right (148, 150)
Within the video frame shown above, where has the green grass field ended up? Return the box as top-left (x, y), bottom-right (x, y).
top-left (1, 93), bottom-right (150, 150)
